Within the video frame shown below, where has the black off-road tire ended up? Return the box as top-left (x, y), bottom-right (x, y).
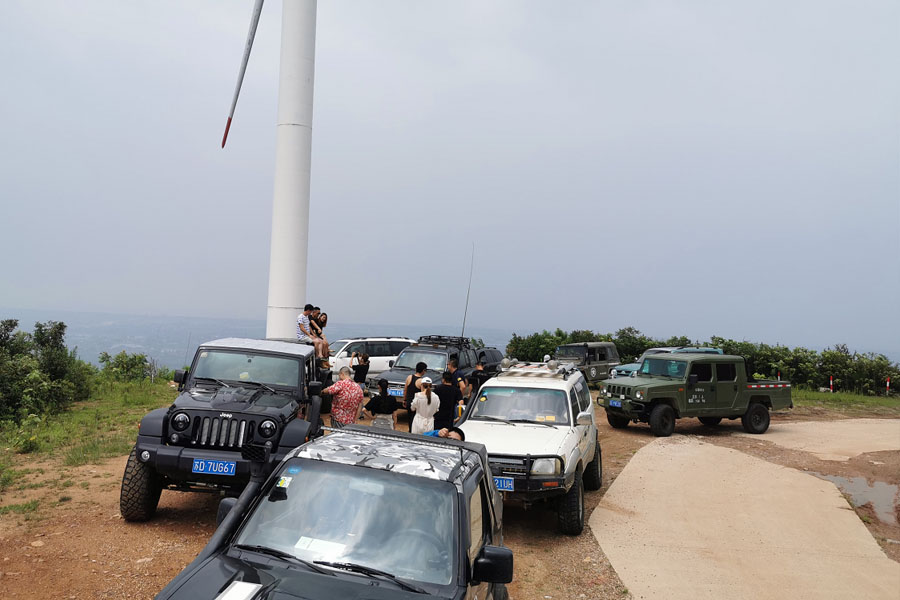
top-left (698, 417), bottom-right (722, 427)
top-left (649, 404), bottom-right (676, 437)
top-left (741, 402), bottom-right (770, 434)
top-left (492, 583), bottom-right (509, 600)
top-left (606, 411), bottom-right (631, 429)
top-left (120, 447), bottom-right (162, 522)
top-left (583, 442), bottom-right (602, 491)
top-left (558, 469), bottom-right (584, 535)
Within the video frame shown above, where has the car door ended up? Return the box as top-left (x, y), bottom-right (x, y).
top-left (715, 362), bottom-right (740, 411)
top-left (334, 341), bottom-right (365, 372)
top-left (572, 379), bottom-right (592, 459)
top-left (687, 361), bottom-right (716, 415)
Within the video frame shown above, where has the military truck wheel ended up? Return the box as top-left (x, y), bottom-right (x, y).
top-left (649, 404), bottom-right (676, 437)
top-left (120, 447), bottom-right (162, 522)
top-left (584, 442), bottom-right (602, 491)
top-left (606, 411), bottom-right (630, 429)
top-left (741, 403), bottom-right (770, 434)
top-left (558, 469), bottom-right (584, 535)
top-left (698, 417), bottom-right (722, 427)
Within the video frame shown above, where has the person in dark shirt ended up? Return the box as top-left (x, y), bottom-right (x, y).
top-left (467, 361), bottom-right (489, 402)
top-left (350, 352), bottom-right (370, 392)
top-left (434, 371), bottom-right (463, 430)
top-left (447, 357), bottom-right (467, 398)
top-left (364, 379), bottom-right (398, 429)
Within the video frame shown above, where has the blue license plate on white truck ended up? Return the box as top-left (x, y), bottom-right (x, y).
top-left (493, 476), bottom-right (514, 492)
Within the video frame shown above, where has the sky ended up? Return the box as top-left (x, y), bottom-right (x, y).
top-left (1, 1), bottom-right (898, 357)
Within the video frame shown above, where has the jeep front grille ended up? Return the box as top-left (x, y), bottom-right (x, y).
top-left (607, 384), bottom-right (632, 397)
top-left (192, 417), bottom-right (253, 448)
top-left (490, 456), bottom-right (528, 477)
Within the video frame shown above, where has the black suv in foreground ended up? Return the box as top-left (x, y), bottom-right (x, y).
top-left (379, 335), bottom-right (501, 401)
top-left (154, 426), bottom-right (513, 599)
top-left (120, 338), bottom-right (323, 521)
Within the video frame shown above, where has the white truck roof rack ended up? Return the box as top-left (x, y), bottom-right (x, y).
top-left (497, 360), bottom-right (578, 380)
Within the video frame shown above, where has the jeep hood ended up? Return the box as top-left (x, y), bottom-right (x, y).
top-left (459, 419), bottom-right (570, 457)
top-left (175, 386), bottom-right (296, 412)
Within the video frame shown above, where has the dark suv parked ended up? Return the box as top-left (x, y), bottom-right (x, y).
top-left (119, 338), bottom-right (323, 522)
top-left (154, 426), bottom-right (513, 599)
top-left (378, 336), bottom-right (500, 401)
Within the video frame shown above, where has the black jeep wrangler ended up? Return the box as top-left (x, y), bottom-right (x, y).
top-left (119, 338), bottom-right (323, 522)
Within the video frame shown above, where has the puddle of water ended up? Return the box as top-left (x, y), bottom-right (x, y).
top-left (811, 472), bottom-right (899, 526)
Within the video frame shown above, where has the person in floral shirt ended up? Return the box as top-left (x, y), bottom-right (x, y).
top-left (323, 367), bottom-right (364, 428)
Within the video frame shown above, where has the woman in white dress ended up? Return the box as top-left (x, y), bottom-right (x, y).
top-left (411, 377), bottom-right (440, 434)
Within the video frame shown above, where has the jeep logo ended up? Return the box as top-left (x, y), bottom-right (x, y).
top-left (220, 413), bottom-right (233, 418)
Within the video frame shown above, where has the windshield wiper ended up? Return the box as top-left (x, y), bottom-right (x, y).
top-left (193, 377), bottom-right (230, 387)
top-left (233, 544), bottom-right (334, 576)
top-left (314, 561), bottom-right (426, 594)
top-left (471, 415), bottom-right (515, 426)
top-left (238, 381), bottom-right (277, 393)
top-left (508, 419), bottom-right (557, 428)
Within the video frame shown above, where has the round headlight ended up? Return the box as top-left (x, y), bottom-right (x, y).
top-left (530, 458), bottom-right (560, 476)
top-left (171, 412), bottom-right (190, 432)
top-left (258, 419), bottom-right (277, 438)
top-left (635, 390), bottom-right (643, 400)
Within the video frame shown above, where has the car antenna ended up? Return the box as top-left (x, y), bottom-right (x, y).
top-left (460, 242), bottom-right (475, 339)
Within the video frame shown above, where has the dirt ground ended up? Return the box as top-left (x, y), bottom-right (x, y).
top-left (0, 401), bottom-right (897, 599)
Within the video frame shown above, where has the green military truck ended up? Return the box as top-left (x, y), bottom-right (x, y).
top-left (598, 354), bottom-right (792, 437)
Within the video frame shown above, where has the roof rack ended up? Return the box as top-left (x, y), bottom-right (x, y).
top-left (416, 335), bottom-right (472, 348)
top-left (321, 425), bottom-right (468, 465)
top-left (498, 360), bottom-right (579, 380)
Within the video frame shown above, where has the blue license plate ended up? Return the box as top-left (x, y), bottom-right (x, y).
top-left (192, 459), bottom-right (236, 476)
top-left (493, 476), bottom-right (514, 492)
top-left (609, 400), bottom-right (622, 408)
top-left (388, 388), bottom-right (403, 397)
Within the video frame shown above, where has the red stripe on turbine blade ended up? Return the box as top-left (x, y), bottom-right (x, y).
top-left (221, 117), bottom-right (233, 148)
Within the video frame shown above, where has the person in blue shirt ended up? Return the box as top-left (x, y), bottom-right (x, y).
top-left (423, 427), bottom-right (465, 441)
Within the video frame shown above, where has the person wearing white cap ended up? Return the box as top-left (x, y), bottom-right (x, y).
top-left (410, 377), bottom-right (440, 434)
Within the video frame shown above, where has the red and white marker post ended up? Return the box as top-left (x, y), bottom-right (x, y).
top-left (829, 375), bottom-right (834, 393)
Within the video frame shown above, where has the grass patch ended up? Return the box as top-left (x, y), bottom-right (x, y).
top-left (0, 499), bottom-right (40, 515)
top-left (63, 434), bottom-right (135, 467)
top-left (792, 389), bottom-right (900, 415)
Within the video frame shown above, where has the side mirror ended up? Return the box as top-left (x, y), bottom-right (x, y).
top-left (173, 369), bottom-right (186, 384)
top-left (388, 360), bottom-right (395, 368)
top-left (307, 381), bottom-right (323, 397)
top-left (472, 545), bottom-right (513, 584)
top-left (217, 497), bottom-right (237, 527)
top-left (689, 374), bottom-right (698, 386)
top-left (576, 410), bottom-right (593, 426)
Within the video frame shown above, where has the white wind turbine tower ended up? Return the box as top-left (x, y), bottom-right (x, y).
top-left (222, 0), bottom-right (317, 340)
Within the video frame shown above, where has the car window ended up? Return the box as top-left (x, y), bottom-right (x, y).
top-left (346, 342), bottom-right (366, 356)
top-left (716, 363), bottom-right (737, 381)
top-left (328, 340), bottom-right (349, 357)
top-left (367, 341), bottom-right (391, 357)
top-left (690, 362), bottom-right (713, 382)
top-left (596, 348), bottom-right (607, 360)
top-left (456, 351), bottom-right (469, 369)
top-left (568, 389), bottom-right (579, 421)
top-left (468, 485), bottom-right (485, 562)
top-left (574, 379), bottom-right (591, 412)
top-left (390, 340), bottom-right (411, 355)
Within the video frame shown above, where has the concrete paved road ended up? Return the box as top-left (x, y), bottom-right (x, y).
top-left (736, 418), bottom-right (900, 461)
top-left (590, 438), bottom-right (900, 600)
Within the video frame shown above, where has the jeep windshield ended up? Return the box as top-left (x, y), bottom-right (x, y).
top-left (470, 387), bottom-right (570, 425)
top-left (393, 349), bottom-right (447, 371)
top-left (234, 458), bottom-right (456, 588)
top-left (638, 357), bottom-right (687, 379)
top-left (192, 349), bottom-right (300, 388)
top-left (556, 346), bottom-right (586, 361)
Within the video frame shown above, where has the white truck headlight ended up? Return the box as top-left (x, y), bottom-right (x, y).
top-left (635, 390), bottom-right (644, 400)
top-left (531, 458), bottom-right (561, 476)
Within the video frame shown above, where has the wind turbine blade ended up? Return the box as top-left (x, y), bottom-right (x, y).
top-left (222, 0), bottom-right (265, 148)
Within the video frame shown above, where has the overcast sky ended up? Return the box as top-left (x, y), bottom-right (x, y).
top-left (1, 1), bottom-right (897, 356)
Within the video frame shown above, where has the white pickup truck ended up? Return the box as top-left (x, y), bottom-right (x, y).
top-left (458, 361), bottom-right (602, 535)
